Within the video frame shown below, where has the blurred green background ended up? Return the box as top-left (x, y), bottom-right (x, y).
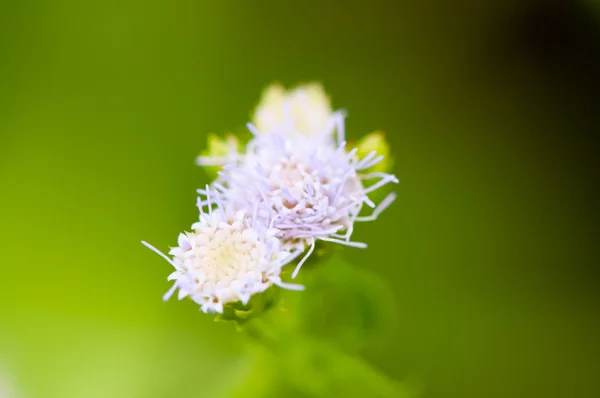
top-left (1, 1), bottom-right (599, 397)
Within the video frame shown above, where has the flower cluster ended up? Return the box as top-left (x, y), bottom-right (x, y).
top-left (143, 84), bottom-right (398, 314)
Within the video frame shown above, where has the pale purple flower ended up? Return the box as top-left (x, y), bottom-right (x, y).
top-left (198, 115), bottom-right (398, 278)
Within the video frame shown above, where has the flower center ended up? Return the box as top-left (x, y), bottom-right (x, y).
top-left (270, 158), bottom-right (307, 189)
top-left (193, 224), bottom-right (263, 287)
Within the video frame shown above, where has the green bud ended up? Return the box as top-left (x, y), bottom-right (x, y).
top-left (356, 131), bottom-right (394, 173)
top-left (198, 133), bottom-right (239, 180)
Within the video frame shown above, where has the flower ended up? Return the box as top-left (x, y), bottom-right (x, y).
top-left (192, 83), bottom-right (398, 280)
top-left (211, 120), bottom-right (399, 278)
top-left (142, 193), bottom-right (303, 314)
top-left (252, 83), bottom-right (343, 145)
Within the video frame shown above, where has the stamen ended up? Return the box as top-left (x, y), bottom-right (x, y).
top-left (359, 171), bottom-right (391, 180)
top-left (196, 196), bottom-right (205, 215)
top-left (359, 155), bottom-right (385, 171)
top-left (292, 238), bottom-right (316, 279)
top-left (252, 201), bottom-right (259, 230)
top-left (163, 283), bottom-right (178, 302)
top-left (142, 241), bottom-right (178, 269)
top-left (346, 147), bottom-right (359, 161)
top-left (279, 248), bottom-right (305, 267)
top-left (246, 122), bottom-right (261, 136)
top-left (319, 237), bottom-right (367, 249)
top-left (334, 111), bottom-right (346, 146)
top-left (213, 182), bottom-right (227, 192)
top-left (356, 192), bottom-right (397, 222)
top-left (272, 278), bottom-right (305, 291)
top-left (213, 189), bottom-right (226, 218)
top-left (363, 174), bottom-right (399, 195)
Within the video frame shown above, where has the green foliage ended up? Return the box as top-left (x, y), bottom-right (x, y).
top-left (288, 253), bottom-right (399, 355)
top-left (226, 254), bottom-right (411, 398)
top-left (231, 338), bottom-right (413, 398)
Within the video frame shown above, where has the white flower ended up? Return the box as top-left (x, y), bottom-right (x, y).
top-left (142, 195), bottom-right (303, 314)
top-left (208, 120), bottom-right (399, 278)
top-left (252, 83), bottom-right (343, 145)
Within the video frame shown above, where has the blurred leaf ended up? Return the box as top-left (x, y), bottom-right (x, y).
top-left (229, 338), bottom-right (413, 398)
top-left (225, 253), bottom-right (406, 398)
top-left (284, 254), bottom-right (399, 356)
top-left (279, 338), bottom-right (412, 398)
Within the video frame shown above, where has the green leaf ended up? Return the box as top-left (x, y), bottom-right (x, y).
top-left (283, 253), bottom-right (399, 356)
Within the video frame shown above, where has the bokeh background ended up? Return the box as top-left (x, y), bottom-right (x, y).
top-left (1, 1), bottom-right (599, 397)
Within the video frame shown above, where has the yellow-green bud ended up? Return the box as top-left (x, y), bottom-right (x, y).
top-left (356, 131), bottom-right (393, 173)
top-left (252, 83), bottom-right (333, 140)
top-left (197, 133), bottom-right (240, 180)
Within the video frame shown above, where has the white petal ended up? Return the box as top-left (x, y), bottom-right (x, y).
top-left (162, 283), bottom-right (178, 302)
top-left (178, 233), bottom-right (192, 251)
top-left (177, 289), bottom-right (189, 301)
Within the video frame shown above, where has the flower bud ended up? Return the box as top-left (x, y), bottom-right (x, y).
top-left (356, 131), bottom-right (393, 173)
top-left (197, 133), bottom-right (240, 180)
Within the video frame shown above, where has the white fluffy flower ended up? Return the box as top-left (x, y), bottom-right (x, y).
top-left (203, 121), bottom-right (398, 278)
top-left (252, 83), bottom-right (343, 145)
top-left (142, 196), bottom-right (303, 314)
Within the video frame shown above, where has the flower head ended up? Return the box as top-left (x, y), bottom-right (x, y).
top-left (142, 193), bottom-right (303, 314)
top-left (152, 83), bottom-right (398, 304)
top-left (213, 121), bottom-right (399, 278)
